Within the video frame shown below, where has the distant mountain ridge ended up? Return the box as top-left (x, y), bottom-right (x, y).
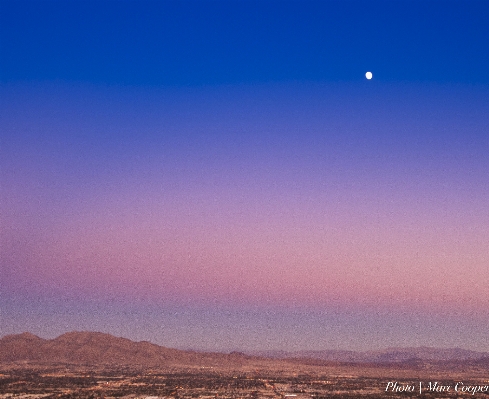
top-left (1, 332), bottom-right (488, 366)
top-left (247, 347), bottom-right (489, 363)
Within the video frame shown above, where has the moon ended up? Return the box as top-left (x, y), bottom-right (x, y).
top-left (365, 71), bottom-right (373, 80)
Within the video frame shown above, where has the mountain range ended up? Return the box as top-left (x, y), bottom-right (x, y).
top-left (0, 332), bottom-right (253, 367)
top-left (1, 332), bottom-right (488, 367)
top-left (247, 347), bottom-right (489, 363)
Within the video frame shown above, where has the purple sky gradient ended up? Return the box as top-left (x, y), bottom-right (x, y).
top-left (2, 81), bottom-right (489, 350)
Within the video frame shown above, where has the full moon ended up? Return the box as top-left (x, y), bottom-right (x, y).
top-left (365, 71), bottom-right (373, 79)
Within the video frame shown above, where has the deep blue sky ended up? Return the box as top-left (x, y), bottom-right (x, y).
top-left (1, 0), bottom-right (489, 85)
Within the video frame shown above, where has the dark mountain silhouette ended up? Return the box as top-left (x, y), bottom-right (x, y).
top-left (0, 331), bottom-right (254, 367)
top-left (1, 332), bottom-right (488, 367)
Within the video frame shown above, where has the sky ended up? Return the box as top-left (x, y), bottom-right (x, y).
top-left (1, 0), bottom-right (489, 352)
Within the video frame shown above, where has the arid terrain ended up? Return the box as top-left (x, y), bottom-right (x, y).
top-left (1, 332), bottom-right (488, 398)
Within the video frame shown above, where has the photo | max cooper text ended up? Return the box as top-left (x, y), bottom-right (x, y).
top-left (386, 381), bottom-right (489, 395)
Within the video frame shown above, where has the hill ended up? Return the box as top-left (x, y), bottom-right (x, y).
top-left (0, 331), bottom-right (253, 367)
